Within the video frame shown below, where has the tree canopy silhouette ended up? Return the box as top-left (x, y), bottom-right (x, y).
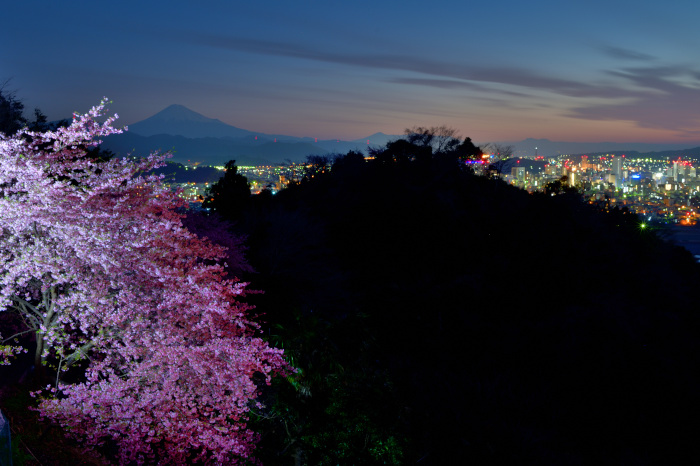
top-left (203, 159), bottom-right (251, 219)
top-left (0, 82), bottom-right (27, 136)
top-left (228, 135), bottom-right (700, 464)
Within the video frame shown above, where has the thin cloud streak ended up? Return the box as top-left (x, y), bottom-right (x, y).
top-left (568, 65), bottom-right (700, 137)
top-left (388, 77), bottom-right (531, 98)
top-left (185, 32), bottom-right (700, 138)
top-left (179, 32), bottom-right (646, 100)
top-left (600, 45), bottom-right (656, 61)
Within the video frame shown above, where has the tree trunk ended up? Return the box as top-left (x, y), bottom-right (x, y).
top-left (293, 446), bottom-right (303, 466)
top-left (34, 331), bottom-right (44, 367)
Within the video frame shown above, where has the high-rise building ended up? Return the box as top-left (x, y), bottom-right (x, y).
top-left (580, 155), bottom-right (590, 170)
top-left (612, 156), bottom-right (623, 179)
top-left (673, 161), bottom-right (680, 181)
top-left (612, 156), bottom-right (623, 188)
top-left (511, 166), bottom-right (525, 182)
top-left (569, 170), bottom-right (578, 187)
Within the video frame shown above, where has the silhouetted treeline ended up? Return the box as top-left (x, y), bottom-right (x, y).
top-left (207, 138), bottom-right (700, 465)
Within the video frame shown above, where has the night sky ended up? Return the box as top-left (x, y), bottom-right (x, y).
top-left (3, 0), bottom-right (700, 144)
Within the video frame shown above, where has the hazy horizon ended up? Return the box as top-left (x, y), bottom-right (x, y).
top-left (128, 103), bottom-right (700, 152)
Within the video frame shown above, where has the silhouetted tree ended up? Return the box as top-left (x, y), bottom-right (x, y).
top-left (544, 175), bottom-right (580, 196)
top-left (0, 83), bottom-right (73, 139)
top-left (485, 145), bottom-right (514, 177)
top-left (404, 125), bottom-right (461, 154)
top-left (302, 154), bottom-right (333, 181)
top-left (330, 150), bottom-right (366, 175)
top-left (371, 139), bottom-right (431, 164)
top-left (481, 142), bottom-right (512, 159)
top-left (203, 159), bottom-right (251, 219)
top-left (454, 136), bottom-right (483, 162)
top-left (25, 108), bottom-right (71, 133)
top-left (0, 81), bottom-right (26, 136)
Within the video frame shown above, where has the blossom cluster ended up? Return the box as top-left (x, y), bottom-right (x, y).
top-left (0, 100), bottom-right (288, 463)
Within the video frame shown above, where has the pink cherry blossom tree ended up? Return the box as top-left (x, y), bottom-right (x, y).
top-left (0, 99), bottom-right (288, 464)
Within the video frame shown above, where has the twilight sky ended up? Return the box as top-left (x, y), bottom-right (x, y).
top-left (3, 0), bottom-right (700, 144)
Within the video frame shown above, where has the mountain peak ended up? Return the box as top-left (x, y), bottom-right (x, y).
top-left (128, 105), bottom-right (251, 139)
top-left (150, 104), bottom-right (215, 123)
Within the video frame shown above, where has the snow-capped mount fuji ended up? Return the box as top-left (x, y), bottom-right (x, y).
top-left (127, 104), bottom-right (259, 140)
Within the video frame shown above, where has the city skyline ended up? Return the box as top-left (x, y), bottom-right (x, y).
top-left (3, 1), bottom-right (700, 144)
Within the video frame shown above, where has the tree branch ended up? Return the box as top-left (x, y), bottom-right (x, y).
top-left (9, 296), bottom-right (43, 320)
top-left (1, 328), bottom-right (36, 343)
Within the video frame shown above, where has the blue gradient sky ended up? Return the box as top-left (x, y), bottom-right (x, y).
top-left (3, 0), bottom-right (700, 143)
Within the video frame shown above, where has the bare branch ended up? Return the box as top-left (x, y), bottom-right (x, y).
top-left (1, 328), bottom-right (36, 343)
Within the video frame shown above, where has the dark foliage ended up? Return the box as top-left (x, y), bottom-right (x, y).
top-left (302, 155), bottom-right (334, 182)
top-left (0, 84), bottom-right (73, 137)
top-left (0, 86), bottom-right (107, 163)
top-left (0, 85), bottom-right (26, 136)
top-left (233, 139), bottom-right (700, 464)
top-left (202, 160), bottom-right (251, 219)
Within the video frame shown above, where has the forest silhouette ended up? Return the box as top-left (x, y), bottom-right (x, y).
top-left (212, 136), bottom-right (700, 464)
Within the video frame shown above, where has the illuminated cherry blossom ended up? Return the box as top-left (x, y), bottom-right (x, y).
top-left (0, 99), bottom-right (287, 464)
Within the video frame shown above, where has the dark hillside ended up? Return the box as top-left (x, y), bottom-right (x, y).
top-left (222, 149), bottom-right (700, 464)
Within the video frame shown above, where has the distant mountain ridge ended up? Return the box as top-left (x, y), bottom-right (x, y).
top-left (101, 104), bottom-right (392, 165)
top-left (102, 104), bottom-right (700, 165)
top-left (509, 138), bottom-right (700, 158)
